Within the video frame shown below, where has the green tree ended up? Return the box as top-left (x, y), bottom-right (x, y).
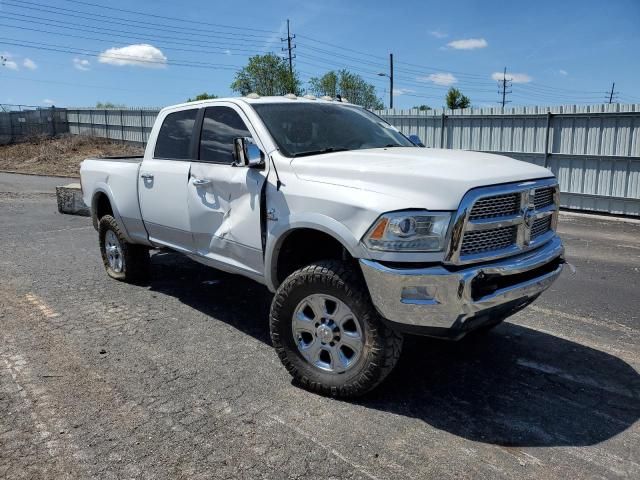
top-left (413, 104), bottom-right (431, 111)
top-left (308, 69), bottom-right (383, 110)
top-left (187, 92), bottom-right (218, 102)
top-left (445, 88), bottom-right (470, 110)
top-left (95, 102), bottom-right (126, 108)
top-left (231, 53), bottom-right (300, 96)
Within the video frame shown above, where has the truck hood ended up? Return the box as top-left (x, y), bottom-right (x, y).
top-left (291, 147), bottom-right (553, 211)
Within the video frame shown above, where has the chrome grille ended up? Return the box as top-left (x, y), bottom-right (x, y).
top-left (534, 187), bottom-right (555, 210)
top-left (447, 179), bottom-right (559, 265)
top-left (531, 216), bottom-right (552, 239)
top-left (469, 193), bottom-right (520, 220)
top-left (460, 226), bottom-right (517, 255)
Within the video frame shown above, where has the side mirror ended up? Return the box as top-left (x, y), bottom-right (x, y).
top-left (234, 137), bottom-right (264, 167)
top-left (408, 134), bottom-right (425, 147)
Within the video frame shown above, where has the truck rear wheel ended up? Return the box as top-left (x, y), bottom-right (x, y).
top-left (270, 260), bottom-right (403, 397)
top-left (98, 215), bottom-right (150, 283)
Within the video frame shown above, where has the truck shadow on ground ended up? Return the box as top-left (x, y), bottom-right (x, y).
top-left (148, 251), bottom-right (640, 448)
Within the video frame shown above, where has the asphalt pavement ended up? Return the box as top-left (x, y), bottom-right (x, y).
top-left (1, 172), bottom-right (639, 479)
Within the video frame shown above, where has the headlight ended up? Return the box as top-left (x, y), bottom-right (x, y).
top-left (363, 211), bottom-right (451, 252)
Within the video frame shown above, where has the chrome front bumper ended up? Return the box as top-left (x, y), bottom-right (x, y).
top-left (360, 235), bottom-right (564, 333)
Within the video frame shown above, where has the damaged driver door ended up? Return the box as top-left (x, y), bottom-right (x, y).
top-left (187, 104), bottom-right (267, 277)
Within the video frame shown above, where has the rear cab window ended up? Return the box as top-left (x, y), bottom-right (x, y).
top-left (154, 109), bottom-right (199, 159)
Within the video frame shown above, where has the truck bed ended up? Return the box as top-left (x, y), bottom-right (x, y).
top-left (80, 157), bottom-right (145, 240)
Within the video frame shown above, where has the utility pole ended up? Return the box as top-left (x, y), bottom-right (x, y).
top-left (498, 67), bottom-right (512, 108)
top-left (608, 82), bottom-right (616, 104)
top-left (281, 19), bottom-right (296, 85)
top-left (377, 53), bottom-right (394, 109)
top-left (389, 53), bottom-right (394, 109)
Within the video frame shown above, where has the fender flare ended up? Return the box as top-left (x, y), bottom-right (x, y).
top-left (263, 213), bottom-right (368, 292)
top-left (90, 184), bottom-right (135, 243)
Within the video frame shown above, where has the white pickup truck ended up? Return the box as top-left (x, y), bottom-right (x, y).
top-left (80, 95), bottom-right (565, 397)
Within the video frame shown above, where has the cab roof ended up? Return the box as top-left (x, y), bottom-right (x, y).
top-left (164, 95), bottom-right (357, 111)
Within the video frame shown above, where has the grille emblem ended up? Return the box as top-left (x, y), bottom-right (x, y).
top-left (523, 207), bottom-right (535, 228)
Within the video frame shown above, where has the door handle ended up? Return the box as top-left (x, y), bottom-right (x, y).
top-left (140, 173), bottom-right (154, 180)
top-left (192, 178), bottom-right (211, 186)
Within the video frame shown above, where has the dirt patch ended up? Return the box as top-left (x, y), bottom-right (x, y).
top-left (0, 135), bottom-right (144, 177)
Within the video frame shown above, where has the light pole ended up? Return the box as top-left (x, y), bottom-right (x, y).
top-left (377, 53), bottom-right (394, 109)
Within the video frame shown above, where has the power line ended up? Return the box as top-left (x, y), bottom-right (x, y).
top-left (56, 0), bottom-right (280, 34)
top-left (0, 38), bottom-right (242, 70)
top-left (1, 11), bottom-right (271, 49)
top-left (0, 22), bottom-right (265, 57)
top-left (295, 52), bottom-right (497, 93)
top-left (4, 0), bottom-right (275, 41)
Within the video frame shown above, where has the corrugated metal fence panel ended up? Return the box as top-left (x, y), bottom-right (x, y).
top-left (66, 108), bottom-right (160, 145)
top-left (378, 104), bottom-right (640, 216)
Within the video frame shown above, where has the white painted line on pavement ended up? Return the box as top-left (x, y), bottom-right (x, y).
top-left (516, 358), bottom-right (636, 399)
top-left (25, 293), bottom-right (60, 319)
top-left (529, 305), bottom-right (638, 336)
top-left (269, 414), bottom-right (382, 480)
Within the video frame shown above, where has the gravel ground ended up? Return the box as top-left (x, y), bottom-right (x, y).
top-left (1, 173), bottom-right (639, 479)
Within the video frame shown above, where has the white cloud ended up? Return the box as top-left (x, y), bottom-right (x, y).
top-left (392, 88), bottom-right (415, 96)
top-left (43, 99), bottom-right (56, 105)
top-left (73, 57), bottom-right (91, 71)
top-left (446, 38), bottom-right (488, 50)
top-left (491, 71), bottom-right (532, 83)
top-left (98, 44), bottom-right (167, 68)
top-left (430, 30), bottom-right (448, 39)
top-left (23, 58), bottom-right (37, 70)
top-left (559, 69), bottom-right (568, 76)
top-left (420, 72), bottom-right (458, 86)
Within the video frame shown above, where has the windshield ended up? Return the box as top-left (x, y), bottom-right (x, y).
top-left (251, 102), bottom-right (414, 157)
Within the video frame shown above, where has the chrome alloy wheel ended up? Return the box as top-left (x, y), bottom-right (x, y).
top-left (292, 294), bottom-right (364, 374)
top-left (104, 229), bottom-right (124, 273)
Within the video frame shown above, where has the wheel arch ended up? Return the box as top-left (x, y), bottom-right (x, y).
top-left (90, 186), bottom-right (134, 243)
top-left (265, 216), bottom-right (368, 292)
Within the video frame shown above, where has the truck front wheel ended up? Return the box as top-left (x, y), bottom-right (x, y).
top-left (98, 215), bottom-right (150, 283)
top-left (270, 260), bottom-right (403, 397)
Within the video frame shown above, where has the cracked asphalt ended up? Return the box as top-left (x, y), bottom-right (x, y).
top-left (1, 172), bottom-right (639, 479)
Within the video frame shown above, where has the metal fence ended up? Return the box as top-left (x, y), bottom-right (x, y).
top-left (376, 104), bottom-right (640, 216)
top-left (66, 108), bottom-right (160, 144)
top-left (0, 106), bottom-right (68, 145)
top-left (31, 103), bottom-right (640, 217)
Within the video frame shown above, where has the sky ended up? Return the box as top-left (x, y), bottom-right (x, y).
top-left (0, 0), bottom-right (639, 109)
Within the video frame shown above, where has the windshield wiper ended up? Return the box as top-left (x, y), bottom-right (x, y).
top-left (292, 147), bottom-right (350, 158)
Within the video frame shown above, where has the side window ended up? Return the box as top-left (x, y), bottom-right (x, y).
top-left (199, 106), bottom-right (251, 163)
top-left (153, 109), bottom-right (198, 160)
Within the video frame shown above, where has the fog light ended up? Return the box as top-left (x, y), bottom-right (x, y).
top-left (401, 286), bottom-right (439, 305)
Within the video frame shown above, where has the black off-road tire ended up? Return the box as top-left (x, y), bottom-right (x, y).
top-left (98, 215), bottom-right (150, 283)
top-left (270, 260), bottom-right (403, 398)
